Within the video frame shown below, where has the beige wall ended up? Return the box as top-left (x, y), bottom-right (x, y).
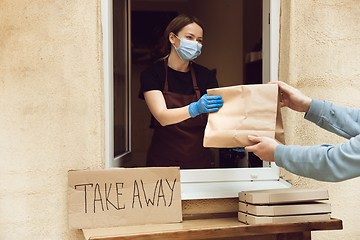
top-left (279, 0), bottom-right (360, 239)
top-left (0, 0), bottom-right (103, 239)
top-left (2, 0), bottom-right (360, 239)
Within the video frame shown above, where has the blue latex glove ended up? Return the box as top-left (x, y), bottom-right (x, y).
top-left (188, 94), bottom-right (223, 118)
top-left (232, 147), bottom-right (246, 152)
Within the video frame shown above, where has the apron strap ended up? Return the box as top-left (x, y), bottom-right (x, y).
top-left (164, 59), bottom-right (201, 100)
top-left (164, 58), bottom-right (169, 92)
top-left (189, 62), bottom-right (201, 100)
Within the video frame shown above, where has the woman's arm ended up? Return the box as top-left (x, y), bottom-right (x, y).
top-left (144, 90), bottom-right (223, 126)
top-left (144, 90), bottom-right (191, 126)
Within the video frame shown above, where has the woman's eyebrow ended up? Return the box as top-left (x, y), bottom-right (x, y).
top-left (185, 33), bottom-right (203, 39)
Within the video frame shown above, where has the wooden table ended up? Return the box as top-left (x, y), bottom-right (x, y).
top-left (82, 217), bottom-right (342, 240)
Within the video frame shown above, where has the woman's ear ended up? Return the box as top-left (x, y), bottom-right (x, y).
top-left (169, 32), bottom-right (176, 45)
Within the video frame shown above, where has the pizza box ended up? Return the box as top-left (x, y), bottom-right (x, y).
top-left (238, 201), bottom-right (331, 216)
top-left (239, 188), bottom-right (329, 204)
top-left (238, 211), bottom-right (331, 225)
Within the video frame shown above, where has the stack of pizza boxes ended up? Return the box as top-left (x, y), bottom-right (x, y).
top-left (238, 188), bottom-right (331, 224)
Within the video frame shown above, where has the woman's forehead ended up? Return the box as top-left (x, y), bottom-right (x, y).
top-left (178, 23), bottom-right (203, 37)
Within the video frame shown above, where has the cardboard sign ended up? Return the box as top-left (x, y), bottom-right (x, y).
top-left (68, 167), bottom-right (182, 229)
top-left (204, 84), bottom-right (285, 148)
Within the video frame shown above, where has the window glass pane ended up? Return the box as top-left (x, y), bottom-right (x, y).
top-left (113, 0), bottom-right (129, 157)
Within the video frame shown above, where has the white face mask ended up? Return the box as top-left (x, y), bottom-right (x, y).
top-left (173, 34), bottom-right (202, 61)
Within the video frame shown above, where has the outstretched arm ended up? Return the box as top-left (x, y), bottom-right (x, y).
top-left (144, 90), bottom-right (191, 126)
top-left (305, 99), bottom-right (360, 139)
top-left (271, 81), bottom-right (360, 138)
top-left (144, 90), bottom-right (223, 126)
top-left (245, 134), bottom-right (360, 182)
top-left (274, 135), bottom-right (360, 182)
top-left (246, 81), bottom-right (360, 182)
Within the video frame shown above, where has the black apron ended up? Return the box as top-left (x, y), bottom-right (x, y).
top-left (146, 59), bottom-right (212, 169)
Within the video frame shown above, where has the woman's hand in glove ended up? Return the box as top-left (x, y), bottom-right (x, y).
top-left (188, 94), bottom-right (223, 118)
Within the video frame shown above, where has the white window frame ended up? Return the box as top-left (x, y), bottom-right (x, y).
top-left (102, 0), bottom-right (289, 200)
top-left (102, 0), bottom-right (132, 168)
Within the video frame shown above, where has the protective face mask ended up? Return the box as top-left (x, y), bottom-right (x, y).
top-left (173, 34), bottom-right (202, 61)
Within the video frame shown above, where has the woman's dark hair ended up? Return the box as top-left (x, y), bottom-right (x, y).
top-left (163, 13), bottom-right (204, 54)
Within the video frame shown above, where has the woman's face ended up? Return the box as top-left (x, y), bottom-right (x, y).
top-left (170, 22), bottom-right (203, 48)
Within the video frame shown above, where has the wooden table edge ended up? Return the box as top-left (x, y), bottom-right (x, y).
top-left (85, 217), bottom-right (343, 240)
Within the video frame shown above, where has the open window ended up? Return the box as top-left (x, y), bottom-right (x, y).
top-left (102, 0), bottom-right (132, 168)
top-left (101, 0), bottom-right (290, 200)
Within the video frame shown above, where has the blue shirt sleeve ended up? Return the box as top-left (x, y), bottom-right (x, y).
top-left (305, 99), bottom-right (360, 139)
top-left (274, 99), bottom-right (360, 182)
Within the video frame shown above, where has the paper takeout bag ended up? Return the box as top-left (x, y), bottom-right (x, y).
top-left (203, 84), bottom-right (285, 148)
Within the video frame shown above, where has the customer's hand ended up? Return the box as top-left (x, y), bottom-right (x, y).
top-left (269, 81), bottom-right (312, 113)
top-left (245, 135), bottom-right (279, 162)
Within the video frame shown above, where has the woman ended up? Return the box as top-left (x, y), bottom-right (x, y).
top-left (138, 14), bottom-right (223, 169)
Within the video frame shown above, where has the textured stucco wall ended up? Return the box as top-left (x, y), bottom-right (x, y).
top-left (2, 0), bottom-right (360, 239)
top-left (0, 1), bottom-right (104, 239)
top-left (279, 1), bottom-right (360, 239)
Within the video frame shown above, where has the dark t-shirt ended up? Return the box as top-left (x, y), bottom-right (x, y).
top-left (138, 60), bottom-right (219, 100)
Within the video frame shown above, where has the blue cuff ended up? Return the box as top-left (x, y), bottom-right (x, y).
top-left (304, 99), bottom-right (324, 124)
top-left (189, 102), bottom-right (199, 118)
top-left (232, 147), bottom-right (246, 152)
top-left (274, 144), bottom-right (287, 167)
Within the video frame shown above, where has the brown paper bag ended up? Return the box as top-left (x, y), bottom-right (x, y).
top-left (203, 84), bottom-right (284, 148)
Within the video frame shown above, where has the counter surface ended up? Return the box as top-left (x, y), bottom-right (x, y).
top-left (82, 217), bottom-right (343, 240)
